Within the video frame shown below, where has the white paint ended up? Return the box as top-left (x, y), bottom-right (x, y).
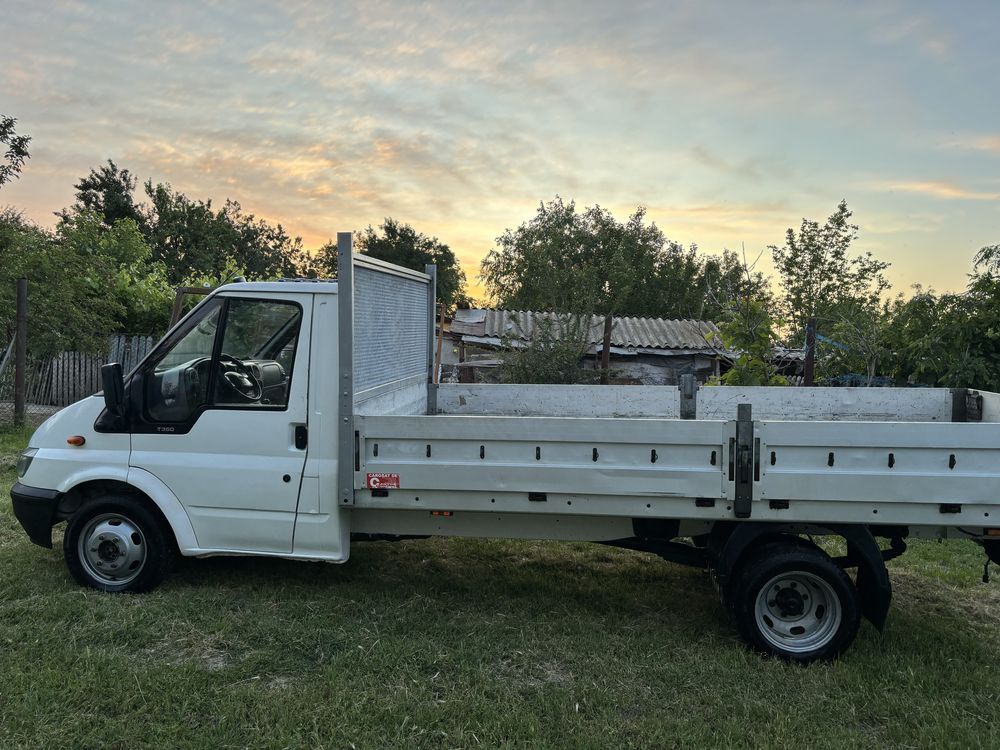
top-left (698, 386), bottom-right (955, 422)
top-left (437, 384), bottom-right (680, 418)
top-left (355, 380), bottom-right (427, 416)
top-left (978, 390), bottom-right (1000, 423)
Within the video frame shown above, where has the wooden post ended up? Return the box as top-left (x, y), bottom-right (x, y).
top-left (434, 303), bottom-right (445, 384)
top-left (14, 277), bottom-right (27, 425)
top-left (168, 286), bottom-right (215, 329)
top-left (600, 313), bottom-right (613, 385)
top-left (803, 316), bottom-right (816, 387)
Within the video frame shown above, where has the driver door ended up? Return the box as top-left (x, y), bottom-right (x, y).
top-left (129, 292), bottom-right (311, 553)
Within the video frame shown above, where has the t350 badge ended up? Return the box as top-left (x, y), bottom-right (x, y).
top-left (366, 473), bottom-right (400, 489)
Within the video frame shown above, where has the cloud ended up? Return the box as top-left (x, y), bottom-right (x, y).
top-left (864, 7), bottom-right (953, 62)
top-left (942, 134), bottom-right (1000, 155)
top-left (866, 180), bottom-right (999, 201)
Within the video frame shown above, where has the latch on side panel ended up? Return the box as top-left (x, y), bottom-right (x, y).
top-left (734, 403), bottom-right (754, 519)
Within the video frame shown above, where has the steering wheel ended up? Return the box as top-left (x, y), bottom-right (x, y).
top-left (216, 354), bottom-right (263, 402)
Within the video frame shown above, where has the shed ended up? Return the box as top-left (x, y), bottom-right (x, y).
top-left (446, 308), bottom-right (725, 385)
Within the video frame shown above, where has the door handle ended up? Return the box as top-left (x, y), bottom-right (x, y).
top-left (294, 425), bottom-right (308, 450)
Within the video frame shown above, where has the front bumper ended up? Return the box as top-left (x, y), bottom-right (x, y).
top-left (10, 482), bottom-right (62, 549)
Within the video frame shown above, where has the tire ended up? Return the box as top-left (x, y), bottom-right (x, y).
top-left (730, 540), bottom-right (860, 663)
top-left (63, 494), bottom-right (175, 593)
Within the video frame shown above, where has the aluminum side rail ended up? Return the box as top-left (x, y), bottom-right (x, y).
top-left (353, 414), bottom-right (733, 519)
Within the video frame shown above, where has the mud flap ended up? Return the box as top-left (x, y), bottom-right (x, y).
top-left (840, 526), bottom-right (893, 631)
top-left (983, 539), bottom-right (1000, 566)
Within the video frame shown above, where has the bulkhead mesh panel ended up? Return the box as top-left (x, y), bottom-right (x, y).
top-left (353, 265), bottom-right (429, 392)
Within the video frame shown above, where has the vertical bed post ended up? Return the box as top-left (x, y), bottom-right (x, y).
top-left (337, 232), bottom-right (356, 506)
top-left (425, 263), bottom-right (438, 415)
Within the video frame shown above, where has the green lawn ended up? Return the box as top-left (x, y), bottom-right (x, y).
top-left (1, 426), bottom-right (998, 749)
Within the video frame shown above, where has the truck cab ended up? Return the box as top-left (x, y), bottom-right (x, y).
top-left (12, 278), bottom-right (351, 568)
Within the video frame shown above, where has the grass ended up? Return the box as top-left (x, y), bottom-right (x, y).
top-left (0, 426), bottom-right (998, 749)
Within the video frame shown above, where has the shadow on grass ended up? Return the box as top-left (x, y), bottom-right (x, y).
top-left (167, 537), bottom-right (720, 625)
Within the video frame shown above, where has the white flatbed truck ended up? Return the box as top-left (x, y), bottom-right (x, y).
top-left (10, 233), bottom-right (1000, 662)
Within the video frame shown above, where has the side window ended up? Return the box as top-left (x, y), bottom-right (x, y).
top-left (213, 299), bottom-right (302, 407)
top-left (142, 297), bottom-right (303, 423)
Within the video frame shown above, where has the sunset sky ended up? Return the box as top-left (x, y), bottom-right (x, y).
top-left (3, 0), bottom-right (998, 300)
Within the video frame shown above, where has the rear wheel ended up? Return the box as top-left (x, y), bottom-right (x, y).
top-left (731, 541), bottom-right (860, 662)
top-left (64, 494), bottom-right (175, 593)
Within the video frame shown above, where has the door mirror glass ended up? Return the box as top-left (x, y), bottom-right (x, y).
top-left (101, 363), bottom-right (125, 418)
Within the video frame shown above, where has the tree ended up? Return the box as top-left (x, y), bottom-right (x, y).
top-left (0, 116), bottom-right (30, 188)
top-left (823, 298), bottom-right (894, 385)
top-left (771, 201), bottom-right (890, 337)
top-left (220, 199), bottom-right (311, 281)
top-left (699, 248), bottom-right (771, 321)
top-left (60, 159), bottom-right (145, 229)
top-left (143, 182), bottom-right (311, 283)
top-left (496, 314), bottom-right (594, 384)
top-left (887, 245), bottom-right (1000, 390)
top-left (710, 250), bottom-right (786, 386)
top-left (325, 218), bottom-right (469, 309)
top-left (481, 197), bottom-right (702, 382)
top-left (0, 209), bottom-right (127, 353)
top-left (56, 210), bottom-right (173, 334)
top-left (143, 181), bottom-right (238, 282)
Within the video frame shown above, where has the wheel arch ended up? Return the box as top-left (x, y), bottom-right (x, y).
top-left (710, 522), bottom-right (893, 631)
top-left (57, 471), bottom-right (199, 553)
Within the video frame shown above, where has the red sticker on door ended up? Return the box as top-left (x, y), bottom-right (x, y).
top-left (366, 472), bottom-right (400, 489)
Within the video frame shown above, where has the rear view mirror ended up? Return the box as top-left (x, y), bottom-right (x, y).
top-left (101, 362), bottom-right (125, 418)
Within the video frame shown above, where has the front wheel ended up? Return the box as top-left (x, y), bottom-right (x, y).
top-left (731, 541), bottom-right (861, 662)
top-left (64, 494), bottom-right (175, 593)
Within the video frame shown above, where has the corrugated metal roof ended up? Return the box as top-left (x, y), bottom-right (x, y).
top-left (451, 309), bottom-right (722, 350)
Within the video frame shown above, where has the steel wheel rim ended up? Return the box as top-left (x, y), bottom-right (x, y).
top-left (77, 513), bottom-right (147, 585)
top-left (754, 571), bottom-right (842, 654)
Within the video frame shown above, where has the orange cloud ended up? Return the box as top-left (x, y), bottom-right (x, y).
top-left (866, 180), bottom-right (999, 201)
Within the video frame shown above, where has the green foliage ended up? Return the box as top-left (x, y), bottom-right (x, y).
top-left (716, 298), bottom-right (787, 386)
top-left (496, 314), bottom-right (593, 384)
top-left (55, 210), bottom-right (173, 335)
top-left (0, 210), bottom-right (124, 353)
top-left (886, 246), bottom-right (1000, 390)
top-left (0, 116), bottom-right (30, 187)
top-left (700, 249), bottom-right (771, 321)
top-left (821, 299), bottom-right (895, 385)
top-left (0, 209), bottom-right (176, 353)
top-left (482, 197), bottom-right (663, 316)
top-left (142, 182), bottom-right (310, 283)
top-left (57, 167), bottom-right (313, 285)
top-left (771, 201), bottom-right (890, 336)
top-left (59, 159), bottom-right (145, 229)
top-left (481, 197), bottom-right (767, 321)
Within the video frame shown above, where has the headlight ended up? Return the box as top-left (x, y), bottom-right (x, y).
top-left (16, 448), bottom-right (37, 479)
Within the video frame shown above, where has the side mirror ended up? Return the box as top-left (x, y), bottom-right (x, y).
top-left (101, 362), bottom-right (126, 419)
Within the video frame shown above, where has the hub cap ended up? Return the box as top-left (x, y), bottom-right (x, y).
top-left (78, 513), bottom-right (147, 585)
top-left (754, 571), bottom-right (842, 654)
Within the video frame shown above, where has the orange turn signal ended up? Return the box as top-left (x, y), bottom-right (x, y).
top-left (66, 436), bottom-right (86, 446)
top-left (987, 528), bottom-right (1000, 537)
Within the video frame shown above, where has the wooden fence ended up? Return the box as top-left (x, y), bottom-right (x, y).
top-left (0, 334), bottom-right (157, 414)
top-left (48, 334), bottom-right (156, 406)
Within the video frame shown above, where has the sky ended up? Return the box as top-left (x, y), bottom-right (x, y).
top-left (2, 0), bottom-right (999, 300)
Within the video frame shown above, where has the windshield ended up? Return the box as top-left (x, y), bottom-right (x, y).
top-left (155, 302), bottom-right (222, 372)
